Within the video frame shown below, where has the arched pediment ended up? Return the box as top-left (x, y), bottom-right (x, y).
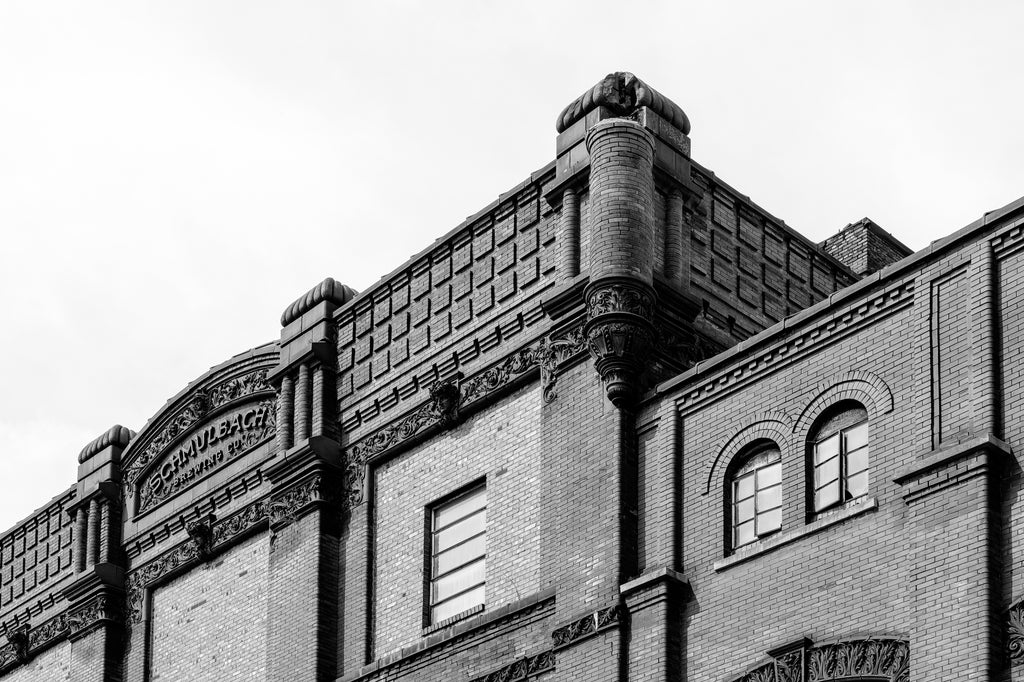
top-left (120, 343), bottom-right (279, 516)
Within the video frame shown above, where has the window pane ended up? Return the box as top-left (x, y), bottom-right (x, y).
top-left (735, 520), bottom-right (755, 547)
top-left (758, 461), bottom-right (781, 487)
top-left (434, 488), bottom-right (487, 529)
top-left (736, 497), bottom-right (755, 524)
top-left (844, 421), bottom-right (869, 451)
top-left (815, 456), bottom-right (840, 488)
top-left (757, 507), bottom-right (781, 535)
top-left (434, 510), bottom-right (486, 552)
top-left (434, 534), bottom-right (486, 575)
top-left (846, 446), bottom-right (869, 476)
top-left (432, 558), bottom-right (485, 602)
top-left (815, 433), bottom-right (840, 464)
top-left (432, 584), bottom-right (485, 623)
top-left (735, 473), bottom-right (755, 501)
top-left (756, 484), bottom-right (781, 511)
top-left (815, 481), bottom-right (840, 511)
top-left (846, 470), bottom-right (869, 498)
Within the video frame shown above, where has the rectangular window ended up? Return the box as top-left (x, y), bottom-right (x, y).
top-left (429, 485), bottom-right (486, 625)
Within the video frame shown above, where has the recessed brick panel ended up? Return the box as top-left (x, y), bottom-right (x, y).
top-left (149, 533), bottom-right (269, 681)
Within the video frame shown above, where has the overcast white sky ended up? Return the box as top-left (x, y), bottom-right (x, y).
top-left (1, 1), bottom-right (1022, 531)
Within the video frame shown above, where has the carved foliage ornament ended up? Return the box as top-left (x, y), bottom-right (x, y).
top-left (732, 637), bottom-right (909, 682)
top-left (1009, 599), bottom-right (1024, 663)
top-left (586, 283), bottom-right (655, 319)
top-left (344, 325), bottom-right (588, 505)
top-left (125, 368), bottom-right (273, 486)
top-left (470, 650), bottom-right (555, 682)
top-left (0, 596), bottom-right (120, 671)
top-left (551, 605), bottom-right (622, 648)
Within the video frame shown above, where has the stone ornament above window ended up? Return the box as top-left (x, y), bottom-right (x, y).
top-left (729, 636), bottom-right (909, 682)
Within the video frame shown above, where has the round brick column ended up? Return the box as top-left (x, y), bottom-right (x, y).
top-left (584, 118), bottom-right (657, 408)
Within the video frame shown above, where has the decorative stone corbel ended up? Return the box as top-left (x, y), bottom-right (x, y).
top-left (186, 514), bottom-right (217, 561)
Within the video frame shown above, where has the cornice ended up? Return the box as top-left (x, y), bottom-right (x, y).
top-left (663, 279), bottom-right (915, 416)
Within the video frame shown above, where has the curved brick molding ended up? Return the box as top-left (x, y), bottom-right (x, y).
top-left (704, 409), bottom-right (795, 494)
top-left (556, 71), bottom-right (690, 135)
top-left (792, 369), bottom-right (895, 440)
top-left (729, 636), bottom-right (909, 682)
top-left (281, 277), bottom-right (356, 327)
top-left (78, 425), bottom-right (135, 464)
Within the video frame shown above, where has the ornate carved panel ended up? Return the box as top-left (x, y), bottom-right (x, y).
top-left (730, 637), bottom-right (908, 682)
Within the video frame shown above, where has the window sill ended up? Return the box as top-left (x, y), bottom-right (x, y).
top-left (422, 603), bottom-right (485, 635)
top-left (714, 496), bottom-right (878, 572)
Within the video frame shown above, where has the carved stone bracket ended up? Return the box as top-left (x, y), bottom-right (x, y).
top-left (537, 325), bottom-right (587, 404)
top-left (186, 514), bottom-right (217, 561)
top-left (551, 604), bottom-right (623, 649)
top-left (470, 649), bottom-right (555, 682)
top-left (730, 636), bottom-right (909, 682)
top-left (585, 279), bottom-right (656, 408)
top-left (269, 475), bottom-right (337, 527)
top-left (429, 376), bottom-right (462, 428)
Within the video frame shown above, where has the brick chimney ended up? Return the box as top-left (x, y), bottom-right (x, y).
top-left (821, 218), bottom-right (913, 276)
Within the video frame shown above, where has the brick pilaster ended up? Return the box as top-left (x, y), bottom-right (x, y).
top-left (895, 435), bottom-right (1009, 680)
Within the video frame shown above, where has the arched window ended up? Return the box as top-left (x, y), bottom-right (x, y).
top-left (810, 401), bottom-right (869, 513)
top-left (729, 442), bottom-right (782, 550)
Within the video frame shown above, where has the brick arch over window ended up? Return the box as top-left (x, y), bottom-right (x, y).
top-left (728, 636), bottom-right (909, 682)
top-left (792, 371), bottom-right (894, 446)
top-left (704, 409), bottom-right (794, 495)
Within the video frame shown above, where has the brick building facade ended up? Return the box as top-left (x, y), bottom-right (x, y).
top-left (0, 71), bottom-right (1021, 681)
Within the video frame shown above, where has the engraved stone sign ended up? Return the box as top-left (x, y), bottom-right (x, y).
top-left (137, 400), bottom-right (275, 513)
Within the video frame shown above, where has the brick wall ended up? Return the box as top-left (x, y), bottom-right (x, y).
top-left (372, 383), bottom-right (542, 656)
top-left (1, 639), bottom-right (71, 682)
top-left (149, 532), bottom-right (269, 681)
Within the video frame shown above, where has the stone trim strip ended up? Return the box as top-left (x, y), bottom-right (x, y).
top-left (551, 604), bottom-right (623, 650)
top-left (0, 594), bottom-right (120, 673)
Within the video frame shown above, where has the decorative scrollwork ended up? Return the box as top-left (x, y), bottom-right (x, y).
top-left (125, 368), bottom-right (273, 486)
top-left (1009, 600), bottom-right (1024, 663)
top-left (469, 649), bottom-right (555, 682)
top-left (429, 377), bottom-right (461, 427)
top-left (731, 636), bottom-right (908, 682)
top-left (551, 604), bottom-right (622, 648)
top-left (586, 283), bottom-right (656, 319)
top-left (269, 476), bottom-right (335, 526)
top-left (537, 325), bottom-right (587, 403)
